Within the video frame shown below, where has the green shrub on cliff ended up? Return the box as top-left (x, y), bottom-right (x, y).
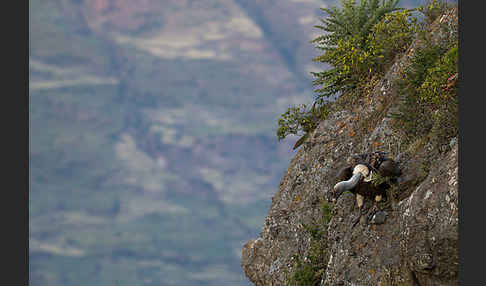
top-left (389, 8), bottom-right (458, 150)
top-left (277, 102), bottom-right (331, 147)
top-left (276, 0), bottom-right (457, 150)
top-left (310, 0), bottom-right (401, 99)
top-left (277, 0), bottom-right (419, 142)
top-left (366, 9), bottom-right (417, 74)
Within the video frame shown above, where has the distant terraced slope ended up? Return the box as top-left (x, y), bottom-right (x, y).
top-left (29, 0), bottom-right (329, 285)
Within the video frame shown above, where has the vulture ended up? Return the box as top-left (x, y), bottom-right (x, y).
top-left (330, 151), bottom-right (402, 226)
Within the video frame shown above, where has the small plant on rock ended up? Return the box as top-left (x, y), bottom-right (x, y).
top-left (287, 201), bottom-right (333, 286)
top-left (417, 0), bottom-right (454, 24)
top-left (277, 102), bottom-right (330, 148)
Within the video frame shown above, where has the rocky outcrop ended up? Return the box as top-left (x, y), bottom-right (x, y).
top-left (241, 9), bottom-right (458, 286)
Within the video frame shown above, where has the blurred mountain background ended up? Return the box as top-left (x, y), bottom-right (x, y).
top-left (29, 0), bottom-right (421, 285)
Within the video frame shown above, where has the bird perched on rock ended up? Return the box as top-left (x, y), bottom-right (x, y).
top-left (330, 151), bottom-right (402, 227)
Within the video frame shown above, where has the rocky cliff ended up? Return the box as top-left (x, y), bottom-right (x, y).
top-left (241, 8), bottom-right (458, 286)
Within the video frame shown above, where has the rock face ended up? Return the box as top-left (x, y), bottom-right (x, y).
top-left (241, 9), bottom-right (458, 286)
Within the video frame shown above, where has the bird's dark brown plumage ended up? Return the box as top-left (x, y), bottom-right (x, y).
top-left (332, 153), bottom-right (401, 202)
